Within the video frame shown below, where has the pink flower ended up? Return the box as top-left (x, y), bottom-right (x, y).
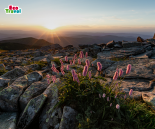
top-left (61, 65), bottom-right (64, 71)
top-left (113, 71), bottom-right (118, 80)
top-left (97, 62), bottom-right (102, 71)
top-left (69, 60), bottom-right (72, 65)
top-left (47, 79), bottom-right (50, 84)
top-left (99, 94), bottom-right (101, 98)
top-left (71, 69), bottom-right (76, 77)
top-left (88, 71), bottom-right (91, 79)
top-left (115, 94), bottom-right (117, 98)
top-left (71, 69), bottom-right (80, 83)
top-left (107, 97), bottom-right (109, 101)
top-left (80, 51), bottom-right (84, 58)
top-left (110, 103), bottom-right (112, 107)
top-left (116, 68), bottom-right (119, 73)
top-left (61, 70), bottom-right (65, 75)
top-left (74, 54), bottom-right (77, 60)
top-left (85, 52), bottom-right (88, 58)
top-left (111, 118), bottom-right (113, 121)
top-left (46, 74), bottom-right (50, 78)
top-left (52, 75), bottom-right (56, 83)
top-left (59, 59), bottom-right (63, 65)
top-left (126, 64), bottom-right (131, 74)
top-left (66, 65), bottom-right (69, 70)
top-left (102, 93), bottom-right (106, 98)
top-left (119, 69), bottom-right (123, 77)
top-left (73, 60), bottom-right (75, 64)
top-left (78, 59), bottom-right (81, 64)
top-left (83, 65), bottom-right (88, 76)
top-left (79, 73), bottom-right (81, 76)
top-left (85, 59), bottom-right (90, 67)
top-left (51, 65), bottom-right (59, 73)
top-left (124, 94), bottom-right (126, 100)
top-left (116, 104), bottom-right (120, 109)
top-left (65, 56), bottom-right (68, 62)
top-left (129, 89), bottom-right (133, 96)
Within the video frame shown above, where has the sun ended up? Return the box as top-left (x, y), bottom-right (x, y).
top-left (43, 24), bottom-right (59, 30)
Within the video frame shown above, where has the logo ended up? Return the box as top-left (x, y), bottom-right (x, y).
top-left (5, 5), bottom-right (22, 14)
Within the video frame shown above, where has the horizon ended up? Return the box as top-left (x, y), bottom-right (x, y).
top-left (0, 0), bottom-right (155, 35)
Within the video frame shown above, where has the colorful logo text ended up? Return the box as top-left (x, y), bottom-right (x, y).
top-left (5, 5), bottom-right (22, 14)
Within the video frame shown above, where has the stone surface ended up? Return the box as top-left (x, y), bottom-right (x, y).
top-left (39, 78), bottom-right (63, 129)
top-left (0, 71), bottom-right (42, 111)
top-left (0, 78), bottom-right (10, 90)
top-left (19, 78), bottom-right (49, 112)
top-left (91, 58), bottom-right (115, 70)
top-left (153, 33), bottom-right (155, 39)
top-left (137, 36), bottom-right (144, 42)
top-left (122, 41), bottom-right (142, 48)
top-left (0, 64), bottom-right (5, 70)
top-left (106, 40), bottom-right (115, 48)
top-left (17, 93), bottom-right (47, 129)
top-left (1, 66), bottom-right (28, 84)
top-left (59, 106), bottom-right (78, 129)
top-left (103, 58), bottom-right (155, 80)
top-left (0, 112), bottom-right (17, 129)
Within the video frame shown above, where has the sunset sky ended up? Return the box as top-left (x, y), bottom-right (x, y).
top-left (1, 0), bottom-right (155, 33)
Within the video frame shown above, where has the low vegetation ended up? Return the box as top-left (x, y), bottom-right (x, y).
top-left (49, 52), bottom-right (155, 129)
top-left (0, 68), bottom-right (8, 76)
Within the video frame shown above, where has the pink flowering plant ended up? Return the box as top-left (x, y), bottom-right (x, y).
top-left (49, 53), bottom-right (155, 129)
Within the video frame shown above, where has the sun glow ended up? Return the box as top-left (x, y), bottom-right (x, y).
top-left (43, 24), bottom-right (59, 30)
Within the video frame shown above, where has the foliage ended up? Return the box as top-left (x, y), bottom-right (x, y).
top-left (52, 58), bottom-right (61, 66)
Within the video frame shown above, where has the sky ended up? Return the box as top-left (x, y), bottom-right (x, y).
top-left (0, 0), bottom-right (155, 33)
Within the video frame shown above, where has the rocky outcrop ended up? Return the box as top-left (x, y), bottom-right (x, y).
top-left (137, 36), bottom-right (144, 42)
top-left (153, 33), bottom-right (155, 39)
top-left (1, 35), bottom-right (155, 128)
top-left (19, 78), bottom-right (49, 112)
top-left (39, 78), bottom-right (63, 129)
top-left (0, 112), bottom-right (17, 129)
top-left (0, 64), bottom-right (5, 70)
top-left (0, 71), bottom-right (42, 111)
top-left (59, 106), bottom-right (78, 129)
top-left (106, 40), bottom-right (115, 48)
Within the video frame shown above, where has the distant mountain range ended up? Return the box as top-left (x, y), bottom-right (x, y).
top-left (0, 30), bottom-right (154, 49)
top-left (0, 37), bottom-right (60, 50)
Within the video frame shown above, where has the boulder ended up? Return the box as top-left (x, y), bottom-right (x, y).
top-left (17, 93), bottom-right (47, 129)
top-left (142, 92), bottom-right (155, 110)
top-left (64, 45), bottom-right (73, 49)
top-left (137, 36), bottom-right (144, 42)
top-left (19, 78), bottom-right (49, 112)
top-left (0, 71), bottom-right (42, 112)
top-left (130, 51), bottom-right (152, 59)
top-left (0, 112), bottom-right (17, 129)
top-left (106, 40), bottom-right (115, 48)
top-left (122, 41), bottom-right (142, 48)
top-left (97, 43), bottom-right (106, 47)
top-left (0, 64), bottom-right (5, 70)
top-left (39, 78), bottom-right (63, 129)
top-left (103, 58), bottom-right (155, 80)
top-left (59, 106), bottom-right (78, 129)
top-left (33, 56), bottom-right (51, 63)
top-left (33, 51), bottom-right (44, 57)
top-left (0, 78), bottom-right (10, 90)
top-left (1, 66), bottom-right (28, 84)
top-left (24, 64), bottom-right (40, 71)
top-left (153, 33), bottom-right (155, 39)
top-left (79, 44), bottom-right (89, 49)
